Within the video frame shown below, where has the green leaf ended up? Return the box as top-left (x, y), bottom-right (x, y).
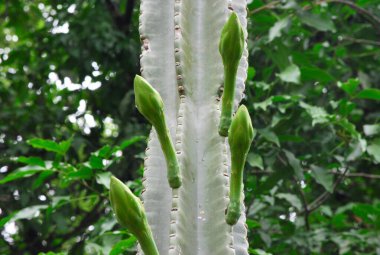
top-left (32, 170), bottom-right (55, 189)
top-left (51, 196), bottom-right (71, 208)
top-left (78, 193), bottom-right (99, 212)
top-left (0, 165), bottom-right (48, 184)
top-left (299, 12), bottom-right (335, 32)
top-left (301, 67), bottom-right (335, 83)
top-left (338, 78), bottom-right (360, 96)
top-left (249, 249), bottom-right (273, 255)
top-left (16, 156), bottom-right (46, 167)
top-left (118, 136), bottom-right (145, 151)
top-left (98, 145), bottom-right (112, 158)
top-left (310, 165), bottom-right (334, 193)
top-left (89, 155), bottom-right (103, 169)
top-left (284, 150), bottom-right (304, 180)
top-left (268, 18), bottom-right (289, 42)
top-left (67, 166), bottom-right (93, 180)
top-left (357, 88), bottom-right (380, 101)
top-left (0, 214), bottom-right (15, 228)
top-left (299, 102), bottom-right (329, 126)
top-left (352, 203), bottom-right (379, 224)
top-left (119, 0), bottom-right (128, 14)
top-left (247, 153), bottom-right (264, 170)
top-left (27, 138), bottom-right (62, 153)
top-left (247, 66), bottom-right (256, 81)
top-left (367, 139), bottom-right (380, 163)
top-left (59, 137), bottom-right (73, 154)
top-left (331, 213), bottom-right (348, 229)
top-left (0, 205), bottom-right (48, 227)
top-left (253, 97), bottom-right (273, 111)
top-left (333, 118), bottom-right (360, 139)
top-left (246, 219), bottom-right (261, 229)
top-left (258, 129), bottom-right (280, 147)
top-left (278, 64), bottom-right (301, 84)
top-left (109, 236), bottom-right (137, 255)
top-left (27, 138), bottom-right (72, 155)
top-left (363, 124), bottom-right (380, 136)
top-left (38, 252), bottom-right (66, 255)
top-left (277, 193), bottom-right (302, 211)
top-left (96, 172), bottom-right (112, 189)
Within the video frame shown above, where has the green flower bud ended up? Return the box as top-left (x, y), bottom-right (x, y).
top-left (219, 12), bottom-right (245, 70)
top-left (134, 75), bottom-right (165, 129)
top-left (228, 105), bottom-right (254, 153)
top-left (226, 105), bottom-right (254, 225)
top-left (218, 12), bottom-right (245, 137)
top-left (109, 176), bottom-right (145, 232)
top-left (134, 75), bottom-right (181, 189)
top-left (109, 176), bottom-right (159, 255)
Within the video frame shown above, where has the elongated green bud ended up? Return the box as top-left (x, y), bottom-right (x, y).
top-left (226, 105), bottom-right (254, 225)
top-left (109, 176), bottom-right (159, 255)
top-left (218, 12), bottom-right (245, 137)
top-left (134, 75), bottom-right (181, 188)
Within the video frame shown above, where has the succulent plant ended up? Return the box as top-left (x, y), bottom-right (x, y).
top-left (110, 1), bottom-right (251, 254)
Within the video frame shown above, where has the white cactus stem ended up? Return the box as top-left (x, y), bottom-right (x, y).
top-left (138, 1), bottom-right (249, 254)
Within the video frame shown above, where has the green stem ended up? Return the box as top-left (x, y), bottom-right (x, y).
top-left (137, 221), bottom-right (160, 255)
top-left (226, 154), bottom-right (244, 225)
top-left (219, 65), bottom-right (238, 137)
top-left (155, 119), bottom-right (181, 189)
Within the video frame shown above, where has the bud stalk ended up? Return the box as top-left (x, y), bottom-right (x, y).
top-left (226, 105), bottom-right (254, 225)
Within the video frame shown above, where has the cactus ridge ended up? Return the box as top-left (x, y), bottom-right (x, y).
top-left (138, 0), bottom-right (249, 254)
top-left (138, 0), bottom-right (177, 253)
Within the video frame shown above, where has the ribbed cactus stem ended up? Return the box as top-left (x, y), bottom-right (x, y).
top-left (130, 1), bottom-right (250, 254)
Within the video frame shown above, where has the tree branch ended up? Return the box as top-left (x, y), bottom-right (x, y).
top-left (249, 1), bottom-right (281, 15)
top-left (249, 169), bottom-right (380, 179)
top-left (306, 167), bottom-right (349, 213)
top-left (104, 0), bottom-right (136, 35)
top-left (292, 177), bottom-right (310, 230)
top-left (324, 0), bottom-right (380, 34)
top-left (341, 36), bottom-right (380, 47)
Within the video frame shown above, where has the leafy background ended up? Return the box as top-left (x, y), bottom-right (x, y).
top-left (0, 0), bottom-right (379, 254)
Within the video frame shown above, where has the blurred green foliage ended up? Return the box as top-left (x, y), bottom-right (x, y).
top-left (0, 0), bottom-right (379, 254)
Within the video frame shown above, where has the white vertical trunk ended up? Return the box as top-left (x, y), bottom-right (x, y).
top-left (138, 1), bottom-right (249, 254)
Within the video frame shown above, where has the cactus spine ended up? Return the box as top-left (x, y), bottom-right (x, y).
top-left (111, 1), bottom-right (250, 254)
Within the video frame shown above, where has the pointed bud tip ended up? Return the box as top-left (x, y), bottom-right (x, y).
top-left (219, 12), bottom-right (245, 67)
top-left (110, 175), bottom-right (118, 184)
top-left (134, 75), bottom-right (153, 94)
top-left (237, 104), bottom-right (248, 115)
top-left (227, 12), bottom-right (240, 26)
top-left (228, 105), bottom-right (254, 148)
top-left (133, 74), bottom-right (165, 127)
top-left (134, 74), bottom-right (146, 86)
top-left (235, 105), bottom-right (253, 135)
top-left (110, 176), bottom-right (125, 191)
